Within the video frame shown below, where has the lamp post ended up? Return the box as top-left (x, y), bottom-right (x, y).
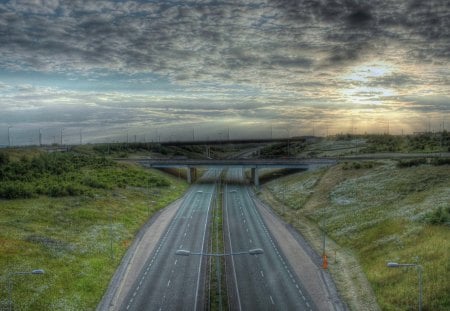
top-left (387, 262), bottom-right (423, 311)
top-left (7, 126), bottom-right (12, 147)
top-left (8, 269), bottom-right (45, 311)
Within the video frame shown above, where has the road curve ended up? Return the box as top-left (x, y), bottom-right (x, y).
top-left (224, 168), bottom-right (316, 310)
top-left (121, 169), bottom-right (219, 311)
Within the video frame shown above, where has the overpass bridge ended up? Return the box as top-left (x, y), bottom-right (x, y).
top-left (157, 136), bottom-right (316, 146)
top-left (139, 158), bottom-right (337, 186)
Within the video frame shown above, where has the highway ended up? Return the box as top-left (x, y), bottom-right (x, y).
top-left (224, 168), bottom-right (316, 310)
top-left (121, 169), bottom-right (219, 311)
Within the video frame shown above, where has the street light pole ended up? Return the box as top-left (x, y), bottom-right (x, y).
top-left (175, 248), bottom-right (264, 257)
top-left (8, 269), bottom-right (45, 311)
top-left (387, 262), bottom-right (423, 311)
top-left (7, 126), bottom-right (11, 147)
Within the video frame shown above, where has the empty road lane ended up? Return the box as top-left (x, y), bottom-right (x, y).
top-left (224, 168), bottom-right (316, 310)
top-left (121, 170), bottom-right (219, 311)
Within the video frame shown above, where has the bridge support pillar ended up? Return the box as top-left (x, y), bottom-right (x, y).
top-left (251, 168), bottom-right (259, 187)
top-left (187, 167), bottom-right (197, 184)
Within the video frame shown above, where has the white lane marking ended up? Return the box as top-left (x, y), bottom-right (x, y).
top-left (194, 187), bottom-right (214, 311)
top-left (167, 280), bottom-right (171, 287)
top-left (225, 183), bottom-right (242, 310)
top-left (270, 295), bottom-right (275, 305)
top-left (174, 259), bottom-right (177, 265)
top-left (260, 270), bottom-right (264, 278)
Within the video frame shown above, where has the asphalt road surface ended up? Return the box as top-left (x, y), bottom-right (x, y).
top-left (224, 168), bottom-right (316, 310)
top-left (121, 169), bottom-right (219, 311)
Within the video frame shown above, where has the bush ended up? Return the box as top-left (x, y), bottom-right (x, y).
top-left (431, 158), bottom-right (450, 166)
top-left (0, 151), bottom-right (171, 199)
top-left (424, 206), bottom-right (450, 226)
top-left (0, 152), bottom-right (9, 165)
top-left (397, 158), bottom-right (427, 168)
top-left (82, 176), bottom-right (108, 189)
top-left (342, 161), bottom-right (375, 170)
top-left (0, 182), bottom-right (35, 199)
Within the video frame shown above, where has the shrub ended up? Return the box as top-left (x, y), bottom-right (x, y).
top-left (424, 206), bottom-right (450, 226)
top-left (0, 182), bottom-right (35, 199)
top-left (0, 152), bottom-right (9, 165)
top-left (342, 161), bottom-right (375, 170)
top-left (82, 176), bottom-right (108, 189)
top-left (397, 158), bottom-right (427, 168)
top-left (431, 158), bottom-right (450, 166)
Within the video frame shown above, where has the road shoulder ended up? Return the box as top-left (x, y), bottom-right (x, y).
top-left (251, 193), bottom-right (347, 311)
top-left (97, 198), bottom-right (183, 311)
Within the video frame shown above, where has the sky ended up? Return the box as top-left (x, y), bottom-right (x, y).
top-left (0, 0), bottom-right (449, 145)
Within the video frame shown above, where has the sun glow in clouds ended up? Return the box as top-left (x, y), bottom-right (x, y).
top-left (340, 61), bottom-right (397, 105)
top-left (343, 62), bottom-right (394, 82)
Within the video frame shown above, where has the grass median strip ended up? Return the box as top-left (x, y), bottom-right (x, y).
top-left (207, 175), bottom-right (228, 311)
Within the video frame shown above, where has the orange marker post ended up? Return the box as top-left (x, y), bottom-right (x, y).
top-left (322, 254), bottom-right (328, 270)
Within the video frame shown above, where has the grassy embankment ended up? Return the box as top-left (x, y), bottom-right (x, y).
top-left (260, 160), bottom-right (450, 310)
top-left (0, 149), bottom-right (187, 310)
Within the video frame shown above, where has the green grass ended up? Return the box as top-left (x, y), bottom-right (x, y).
top-left (207, 180), bottom-right (228, 310)
top-left (0, 150), bottom-right (187, 310)
top-left (262, 161), bottom-right (450, 310)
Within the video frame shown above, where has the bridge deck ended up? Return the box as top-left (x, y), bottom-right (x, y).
top-left (139, 158), bottom-right (337, 168)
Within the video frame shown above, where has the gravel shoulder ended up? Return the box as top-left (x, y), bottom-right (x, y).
top-left (97, 198), bottom-right (183, 311)
top-left (251, 192), bottom-right (347, 311)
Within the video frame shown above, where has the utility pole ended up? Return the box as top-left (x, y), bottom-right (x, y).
top-left (60, 128), bottom-right (63, 145)
top-left (79, 129), bottom-right (82, 145)
top-left (7, 126), bottom-right (11, 147)
top-left (39, 128), bottom-right (42, 146)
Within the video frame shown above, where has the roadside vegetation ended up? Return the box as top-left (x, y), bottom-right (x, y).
top-left (207, 177), bottom-right (228, 310)
top-left (258, 132), bottom-right (450, 158)
top-left (0, 148), bottom-right (187, 310)
top-left (259, 160), bottom-right (450, 310)
top-left (72, 141), bottom-right (238, 159)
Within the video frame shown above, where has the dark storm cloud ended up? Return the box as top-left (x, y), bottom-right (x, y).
top-left (0, 0), bottom-right (448, 83)
top-left (269, 0), bottom-right (449, 66)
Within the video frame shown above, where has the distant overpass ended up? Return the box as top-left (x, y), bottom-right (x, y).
top-left (139, 158), bottom-right (336, 185)
top-left (157, 136), bottom-right (317, 146)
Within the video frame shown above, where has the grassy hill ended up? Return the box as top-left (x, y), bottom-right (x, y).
top-left (259, 159), bottom-right (450, 310)
top-left (0, 148), bottom-right (187, 310)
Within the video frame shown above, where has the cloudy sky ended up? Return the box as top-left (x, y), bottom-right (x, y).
top-left (0, 0), bottom-right (449, 144)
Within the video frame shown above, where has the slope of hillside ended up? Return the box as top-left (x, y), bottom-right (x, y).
top-left (0, 149), bottom-right (187, 310)
top-left (260, 160), bottom-right (450, 310)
